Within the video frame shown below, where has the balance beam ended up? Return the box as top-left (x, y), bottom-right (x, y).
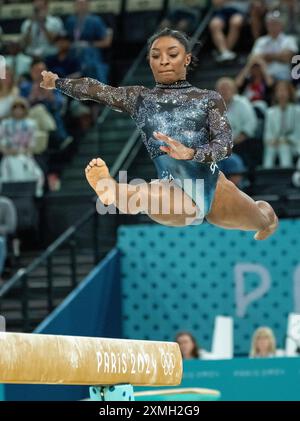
top-left (0, 332), bottom-right (182, 386)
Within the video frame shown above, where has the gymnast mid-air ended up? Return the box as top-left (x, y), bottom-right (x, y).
top-left (41, 28), bottom-right (278, 240)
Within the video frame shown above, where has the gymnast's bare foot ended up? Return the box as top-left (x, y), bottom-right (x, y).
top-left (85, 158), bottom-right (116, 205)
top-left (254, 201), bottom-right (279, 240)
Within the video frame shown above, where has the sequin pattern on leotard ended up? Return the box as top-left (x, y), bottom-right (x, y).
top-left (55, 77), bottom-right (233, 219)
top-left (55, 77), bottom-right (233, 165)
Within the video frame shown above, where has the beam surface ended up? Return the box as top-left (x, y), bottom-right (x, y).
top-left (0, 332), bottom-right (182, 386)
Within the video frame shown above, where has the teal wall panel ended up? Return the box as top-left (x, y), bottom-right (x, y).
top-left (135, 357), bottom-right (300, 401)
top-left (118, 219), bottom-right (300, 355)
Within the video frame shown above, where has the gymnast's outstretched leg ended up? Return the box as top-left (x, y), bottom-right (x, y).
top-left (85, 158), bottom-right (199, 227)
top-left (206, 172), bottom-right (278, 240)
top-left (85, 159), bottom-right (278, 240)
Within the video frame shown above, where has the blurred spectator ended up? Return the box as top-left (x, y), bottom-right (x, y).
top-left (209, 0), bottom-right (247, 62)
top-left (251, 10), bottom-right (298, 80)
top-left (0, 67), bottom-right (19, 120)
top-left (216, 77), bottom-right (258, 168)
top-left (263, 80), bottom-right (300, 168)
top-left (235, 56), bottom-right (274, 163)
top-left (0, 196), bottom-right (17, 281)
top-left (45, 33), bottom-right (81, 78)
top-left (250, 326), bottom-right (277, 357)
top-left (0, 97), bottom-right (44, 196)
top-left (175, 331), bottom-right (202, 359)
top-left (4, 41), bottom-right (33, 83)
top-left (249, 0), bottom-right (300, 40)
top-left (27, 103), bottom-right (56, 156)
top-left (218, 153), bottom-right (248, 188)
top-left (249, 0), bottom-right (274, 40)
top-left (249, 1), bottom-right (267, 41)
top-left (20, 59), bottom-right (72, 148)
top-left (235, 55), bottom-right (274, 104)
top-left (21, 0), bottom-right (64, 58)
top-left (64, 0), bottom-right (113, 82)
top-left (159, 0), bottom-right (202, 35)
top-left (276, 0), bottom-right (300, 35)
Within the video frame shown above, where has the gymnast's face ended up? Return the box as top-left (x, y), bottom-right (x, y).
top-left (149, 36), bottom-right (191, 84)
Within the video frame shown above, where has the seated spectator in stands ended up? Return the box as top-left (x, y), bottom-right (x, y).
top-left (20, 60), bottom-right (71, 190)
top-left (283, 0), bottom-right (299, 25)
top-left (175, 331), bottom-right (202, 359)
top-left (45, 33), bottom-right (81, 79)
top-left (209, 0), bottom-right (247, 62)
top-left (20, 59), bottom-right (72, 148)
top-left (4, 41), bottom-right (33, 83)
top-left (249, 0), bottom-right (274, 40)
top-left (64, 0), bottom-right (113, 83)
top-left (216, 77), bottom-right (258, 168)
top-left (218, 153), bottom-right (248, 188)
top-left (277, 0), bottom-right (300, 35)
top-left (21, 0), bottom-right (64, 58)
top-left (250, 326), bottom-right (277, 357)
top-left (27, 102), bottom-right (56, 156)
top-left (250, 0), bottom-right (300, 39)
top-left (251, 10), bottom-right (298, 80)
top-left (0, 67), bottom-right (19, 120)
top-left (159, 0), bottom-right (202, 35)
top-left (0, 97), bottom-right (44, 197)
top-left (0, 195), bottom-right (17, 281)
top-left (0, 63), bottom-right (56, 155)
top-left (263, 80), bottom-right (300, 168)
top-left (236, 55), bottom-right (274, 105)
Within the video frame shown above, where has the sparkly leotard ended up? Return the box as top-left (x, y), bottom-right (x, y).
top-left (55, 77), bottom-right (233, 223)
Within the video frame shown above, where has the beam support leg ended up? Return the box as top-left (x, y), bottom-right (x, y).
top-left (89, 384), bottom-right (135, 401)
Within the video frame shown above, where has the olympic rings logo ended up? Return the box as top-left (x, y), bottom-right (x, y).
top-left (160, 351), bottom-right (176, 376)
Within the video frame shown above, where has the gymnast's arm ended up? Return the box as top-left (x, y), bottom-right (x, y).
top-left (40, 71), bottom-right (144, 115)
top-left (192, 91), bottom-right (233, 164)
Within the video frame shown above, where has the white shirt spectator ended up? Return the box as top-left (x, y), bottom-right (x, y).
top-left (0, 87), bottom-right (19, 120)
top-left (0, 117), bottom-right (37, 151)
top-left (21, 16), bottom-right (64, 57)
top-left (264, 104), bottom-right (300, 149)
top-left (0, 117), bottom-right (44, 196)
top-left (252, 32), bottom-right (298, 80)
top-left (263, 104), bottom-right (300, 167)
top-left (226, 94), bottom-right (258, 140)
top-left (4, 54), bottom-right (33, 80)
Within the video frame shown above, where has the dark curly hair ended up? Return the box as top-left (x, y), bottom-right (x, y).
top-left (147, 28), bottom-right (199, 72)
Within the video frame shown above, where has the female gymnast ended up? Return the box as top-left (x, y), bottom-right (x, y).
top-left (40, 28), bottom-right (278, 240)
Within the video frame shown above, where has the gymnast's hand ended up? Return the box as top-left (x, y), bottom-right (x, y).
top-left (40, 70), bottom-right (59, 89)
top-left (153, 131), bottom-right (195, 160)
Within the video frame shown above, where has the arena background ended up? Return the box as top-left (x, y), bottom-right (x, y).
top-left (0, 0), bottom-right (300, 402)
